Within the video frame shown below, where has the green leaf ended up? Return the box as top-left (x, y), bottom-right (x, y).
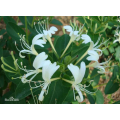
top-left (113, 100), bottom-right (120, 104)
top-left (55, 34), bottom-right (70, 56)
top-left (0, 29), bottom-right (6, 35)
top-left (86, 94), bottom-right (95, 104)
top-left (15, 81), bottom-right (41, 100)
top-left (0, 75), bottom-right (4, 88)
top-left (96, 90), bottom-right (104, 104)
top-left (115, 46), bottom-right (120, 61)
top-left (6, 22), bottom-right (25, 41)
top-left (3, 16), bottom-right (16, 24)
top-left (91, 69), bottom-right (100, 87)
top-left (0, 47), bottom-right (3, 58)
top-left (43, 79), bottom-right (71, 104)
top-left (103, 49), bottom-right (109, 56)
top-left (109, 46), bottom-right (115, 53)
top-left (51, 19), bottom-right (63, 26)
top-left (105, 66), bottom-right (119, 94)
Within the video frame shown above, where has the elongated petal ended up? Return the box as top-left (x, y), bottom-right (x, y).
top-left (113, 39), bottom-right (119, 43)
top-left (75, 85), bottom-right (84, 102)
top-left (33, 52), bottom-right (48, 69)
top-left (34, 39), bottom-right (46, 47)
top-left (42, 60), bottom-right (51, 81)
top-left (74, 31), bottom-right (79, 35)
top-left (78, 62), bottom-right (86, 83)
top-left (31, 45), bottom-right (38, 55)
top-left (21, 70), bottom-right (37, 83)
top-left (64, 25), bottom-right (72, 32)
top-left (42, 60), bottom-right (59, 81)
top-left (19, 49), bottom-right (32, 58)
top-left (49, 62), bottom-right (60, 80)
top-left (32, 34), bottom-right (43, 44)
top-left (81, 34), bottom-right (91, 44)
top-left (87, 50), bottom-right (99, 62)
top-left (50, 26), bottom-right (58, 33)
top-left (38, 83), bottom-right (49, 101)
top-left (68, 64), bottom-right (80, 83)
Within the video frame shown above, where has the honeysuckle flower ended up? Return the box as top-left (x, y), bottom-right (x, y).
top-left (66, 62), bottom-right (94, 102)
top-left (60, 24), bottom-right (84, 58)
top-left (34, 18), bottom-right (58, 57)
top-left (34, 19), bottom-right (58, 41)
top-left (15, 35), bottom-right (46, 58)
top-left (63, 24), bottom-right (84, 41)
top-left (113, 29), bottom-right (120, 43)
top-left (16, 52), bottom-right (48, 83)
top-left (38, 60), bottom-right (60, 101)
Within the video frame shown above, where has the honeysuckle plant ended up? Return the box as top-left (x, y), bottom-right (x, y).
top-left (1, 16), bottom-right (120, 104)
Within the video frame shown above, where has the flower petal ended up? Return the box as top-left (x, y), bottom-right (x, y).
top-left (32, 34), bottom-right (43, 44)
top-left (33, 52), bottom-right (48, 69)
top-left (78, 62), bottom-right (86, 83)
top-left (34, 39), bottom-right (46, 47)
top-left (75, 85), bottom-right (84, 102)
top-left (50, 26), bottom-right (58, 33)
top-left (38, 83), bottom-right (49, 101)
top-left (64, 25), bottom-right (72, 32)
top-left (81, 34), bottom-right (91, 44)
top-left (68, 64), bottom-right (80, 83)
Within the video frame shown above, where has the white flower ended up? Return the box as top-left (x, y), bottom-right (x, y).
top-left (15, 35), bottom-right (46, 58)
top-left (63, 24), bottom-right (84, 41)
top-left (16, 52), bottom-right (48, 83)
top-left (34, 18), bottom-right (58, 41)
top-left (68, 62), bottom-right (94, 102)
top-left (38, 60), bottom-right (60, 101)
top-left (113, 30), bottom-right (120, 43)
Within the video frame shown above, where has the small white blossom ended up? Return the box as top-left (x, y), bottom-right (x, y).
top-left (113, 29), bottom-right (120, 43)
top-left (15, 35), bottom-right (46, 58)
top-left (38, 60), bottom-right (60, 101)
top-left (68, 62), bottom-right (94, 102)
top-left (16, 52), bottom-right (48, 83)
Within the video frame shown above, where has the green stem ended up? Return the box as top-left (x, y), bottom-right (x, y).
top-left (31, 16), bottom-right (36, 28)
top-left (51, 77), bottom-right (60, 82)
top-left (60, 39), bottom-right (72, 58)
top-left (48, 37), bottom-right (59, 59)
top-left (62, 78), bottom-right (73, 84)
top-left (75, 48), bottom-right (89, 65)
top-left (93, 83), bottom-right (107, 88)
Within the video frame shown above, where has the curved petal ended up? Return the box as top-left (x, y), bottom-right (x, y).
top-left (38, 83), bottom-right (49, 101)
top-left (19, 49), bottom-right (32, 58)
top-left (33, 52), bottom-right (48, 69)
top-left (34, 39), bottom-right (46, 47)
top-left (78, 62), bottom-right (86, 83)
top-left (50, 26), bottom-right (58, 34)
top-left (75, 85), bottom-right (84, 102)
top-left (48, 62), bottom-right (60, 80)
top-left (31, 45), bottom-right (38, 55)
top-left (74, 31), bottom-right (79, 35)
top-left (42, 60), bottom-right (51, 81)
top-left (87, 50), bottom-right (99, 62)
top-left (81, 34), bottom-right (91, 44)
top-left (68, 64), bottom-right (80, 83)
top-left (32, 34), bottom-right (43, 44)
top-left (113, 39), bottom-right (119, 43)
top-left (63, 25), bottom-right (72, 32)
top-left (42, 60), bottom-right (59, 82)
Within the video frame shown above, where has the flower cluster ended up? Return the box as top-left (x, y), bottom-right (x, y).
top-left (12, 19), bottom-right (110, 103)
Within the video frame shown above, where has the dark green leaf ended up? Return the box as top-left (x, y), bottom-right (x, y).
top-left (96, 90), bottom-right (104, 104)
top-left (51, 19), bottom-right (63, 26)
top-left (3, 16), bottom-right (16, 24)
